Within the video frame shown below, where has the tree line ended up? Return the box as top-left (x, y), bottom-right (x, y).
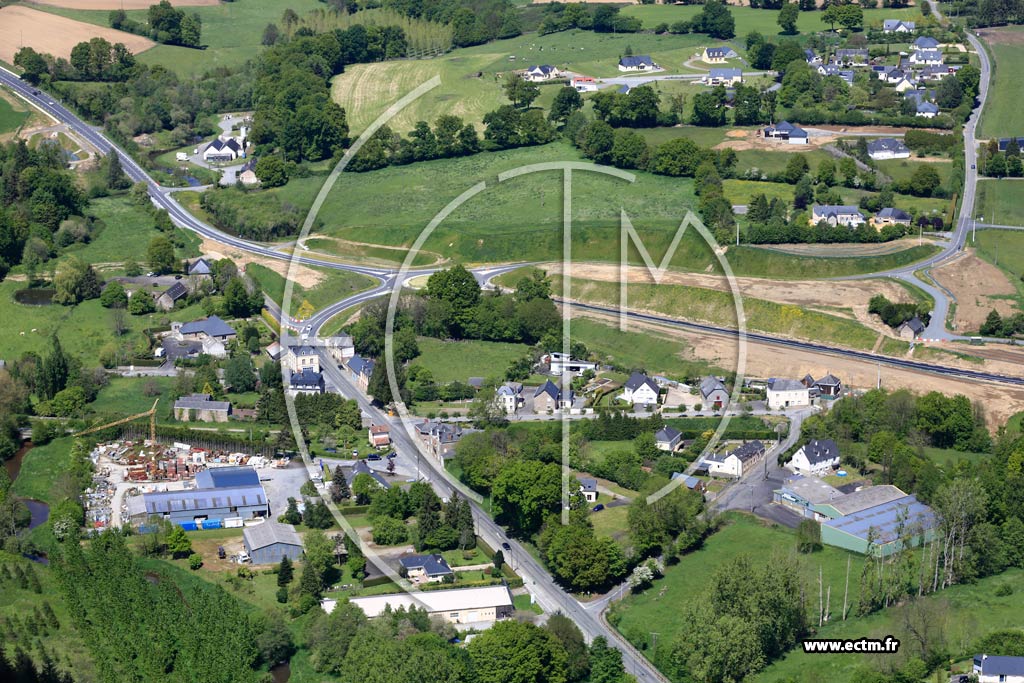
top-left (110, 1), bottom-right (203, 48)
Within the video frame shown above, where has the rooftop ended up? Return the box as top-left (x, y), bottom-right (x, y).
top-left (823, 495), bottom-right (935, 544)
top-left (399, 553), bottom-right (453, 576)
top-left (142, 485), bottom-right (267, 515)
top-left (779, 475), bottom-right (842, 505)
top-left (827, 485), bottom-right (908, 516)
top-left (195, 466), bottom-right (259, 489)
top-left (243, 521), bottom-right (303, 550)
top-left (179, 315), bottom-right (235, 338)
top-left (341, 585), bottom-right (514, 618)
top-left (768, 378), bottom-right (808, 392)
top-left (174, 393), bottom-right (231, 412)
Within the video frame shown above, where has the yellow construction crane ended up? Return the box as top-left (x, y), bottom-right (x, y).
top-left (77, 399), bottom-right (159, 442)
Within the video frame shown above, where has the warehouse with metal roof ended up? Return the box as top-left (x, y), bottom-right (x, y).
top-left (327, 585), bottom-right (515, 626)
top-left (814, 484), bottom-right (908, 519)
top-left (821, 494), bottom-right (935, 557)
top-left (243, 521), bottom-right (304, 565)
top-left (140, 466), bottom-right (269, 526)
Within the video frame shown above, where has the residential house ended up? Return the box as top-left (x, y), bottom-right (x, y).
top-left (545, 352), bottom-right (598, 376)
top-left (620, 371), bottom-right (660, 406)
top-left (187, 257), bottom-right (213, 277)
top-left (571, 76), bottom-right (598, 93)
top-left (998, 137), bottom-right (1024, 152)
top-left (867, 138), bottom-right (911, 160)
top-left (156, 282), bottom-right (188, 311)
top-left (810, 205), bottom-right (866, 227)
top-left (699, 376), bottom-right (729, 410)
top-left (351, 459), bottom-right (390, 489)
top-left (909, 49), bottom-right (944, 66)
top-left (804, 48), bottom-right (821, 65)
top-left (285, 344), bottom-right (320, 374)
top-left (763, 120), bottom-right (808, 144)
top-left (616, 84), bottom-right (631, 95)
top-left (578, 477), bottom-right (598, 503)
top-left (618, 55), bottom-right (658, 72)
top-left (882, 19), bottom-right (916, 32)
top-left (173, 315), bottom-right (236, 358)
top-left (807, 372), bottom-right (843, 397)
top-left (289, 368), bottom-right (325, 395)
top-left (336, 585), bottom-right (515, 626)
top-left (788, 439), bottom-right (841, 476)
top-left (368, 424), bottom-right (391, 448)
top-left (496, 382), bottom-right (524, 415)
top-left (703, 67), bottom-right (742, 86)
top-left (655, 425), bottom-right (683, 452)
top-left (243, 521), bottom-right (303, 565)
top-left (415, 420), bottom-right (464, 459)
top-left (767, 378), bottom-right (811, 409)
top-left (670, 472), bottom-right (707, 493)
top-left (399, 554), bottom-right (454, 583)
top-left (202, 136), bottom-right (244, 162)
top-left (818, 64), bottom-right (855, 83)
top-left (872, 207), bottom-right (913, 229)
top-left (915, 100), bottom-right (940, 118)
top-left (238, 158), bottom-right (260, 186)
top-left (702, 46), bottom-right (737, 63)
top-left (324, 334), bottom-right (354, 364)
top-left (523, 64), bottom-right (560, 82)
top-left (912, 36), bottom-right (940, 50)
top-left (533, 379), bottom-right (573, 414)
top-left (704, 440), bottom-right (766, 478)
top-left (834, 49), bottom-right (869, 66)
top-left (893, 75), bottom-right (918, 92)
top-left (919, 64), bottom-right (956, 81)
top-left (896, 316), bottom-right (926, 340)
top-left (173, 393), bottom-right (231, 422)
top-left (347, 355), bottom-right (375, 392)
top-left (973, 655), bottom-right (1024, 683)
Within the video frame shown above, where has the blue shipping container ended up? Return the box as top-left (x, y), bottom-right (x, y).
top-left (178, 521), bottom-right (199, 531)
top-left (202, 519), bottom-right (222, 530)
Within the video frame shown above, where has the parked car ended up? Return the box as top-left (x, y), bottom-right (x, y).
top-left (592, 504), bottom-right (605, 512)
top-left (367, 453), bottom-right (381, 461)
top-left (217, 546), bottom-right (226, 559)
top-left (386, 451), bottom-right (397, 459)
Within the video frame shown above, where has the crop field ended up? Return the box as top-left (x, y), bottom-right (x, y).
top-left (332, 30), bottom-right (709, 134)
top-left (0, 5), bottom-right (154, 64)
top-left (31, 0), bottom-right (218, 8)
top-left (976, 27), bottom-right (1024, 139)
top-left (975, 179), bottom-right (1024, 226)
top-left (409, 337), bottom-right (530, 384)
top-left (621, 4), bottom-right (922, 39)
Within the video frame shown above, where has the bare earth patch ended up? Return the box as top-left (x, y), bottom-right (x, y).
top-left (931, 250), bottom-right (1019, 331)
top-left (575, 309), bottom-right (1024, 429)
top-left (975, 27), bottom-right (1024, 46)
top-left (714, 128), bottom-right (834, 151)
top-left (200, 238), bottom-right (325, 289)
top-left (0, 6), bottom-right (154, 63)
top-left (28, 0), bottom-right (219, 8)
top-left (748, 237), bottom-right (938, 257)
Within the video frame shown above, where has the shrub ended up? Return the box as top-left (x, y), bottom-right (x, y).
top-left (188, 553), bottom-right (203, 570)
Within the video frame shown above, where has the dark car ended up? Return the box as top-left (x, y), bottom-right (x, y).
top-left (217, 546), bottom-right (226, 559)
top-left (367, 453), bottom-right (382, 461)
top-left (174, 274), bottom-right (183, 280)
top-left (324, 448), bottom-right (337, 454)
top-left (592, 504), bottom-right (605, 512)
top-left (386, 451), bottom-right (397, 459)
top-left (501, 542), bottom-right (511, 552)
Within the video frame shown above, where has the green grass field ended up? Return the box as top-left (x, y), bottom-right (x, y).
top-left (0, 89), bottom-right (30, 135)
top-left (975, 180), bottom-right (1024, 227)
top-left (874, 158), bottom-right (954, 187)
top-left (728, 179), bottom-right (952, 219)
top-left (244, 263), bottom-right (376, 314)
top-left (978, 28), bottom-right (1024, 139)
top-left (409, 337), bottom-right (529, 384)
top-left (570, 316), bottom-right (721, 378)
top-left (620, 4), bottom-right (923, 39)
top-left (65, 195), bottom-right (170, 266)
top-left (92, 376), bottom-right (177, 417)
top-left (972, 229), bottom-right (1024, 303)
top-left (11, 437), bottom-right (76, 504)
top-left (560, 274), bottom-right (885, 350)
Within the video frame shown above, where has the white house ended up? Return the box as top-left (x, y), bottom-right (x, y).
top-left (763, 121), bottom-right (808, 145)
top-left (867, 137), bottom-right (911, 160)
top-left (618, 55), bottom-right (658, 72)
top-left (620, 371), bottom-right (659, 406)
top-left (578, 477), bottom-right (598, 503)
top-left (704, 441), bottom-right (766, 478)
top-left (882, 19), bottom-right (916, 33)
top-left (655, 426), bottom-right (683, 452)
top-left (703, 67), bottom-right (743, 86)
top-left (767, 378), bottom-right (811, 409)
top-left (916, 101), bottom-right (940, 118)
top-left (810, 205), bottom-right (866, 227)
top-left (571, 76), bottom-right (598, 93)
top-left (788, 439), bottom-right (841, 476)
top-left (203, 136), bottom-right (245, 162)
top-left (973, 655), bottom-right (1024, 683)
top-left (496, 382), bottom-right (524, 415)
top-left (909, 49), bottom-right (944, 66)
top-left (546, 352), bottom-right (598, 376)
top-left (523, 65), bottom-right (560, 82)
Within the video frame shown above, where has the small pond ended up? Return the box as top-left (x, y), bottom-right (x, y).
top-left (14, 288), bottom-right (55, 305)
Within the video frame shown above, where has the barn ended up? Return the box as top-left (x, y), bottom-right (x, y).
top-left (243, 521), bottom-right (304, 565)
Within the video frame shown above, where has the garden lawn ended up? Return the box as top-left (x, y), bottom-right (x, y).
top-left (874, 158), bottom-right (953, 187)
top-left (244, 263), bottom-right (376, 314)
top-left (588, 504), bottom-right (631, 549)
top-left (610, 514), bottom-right (862, 662)
top-left (93, 376), bottom-right (176, 416)
top-left (558, 274), bottom-right (881, 350)
top-left (409, 338), bottom-right (529, 384)
top-left (978, 27), bottom-right (1024, 139)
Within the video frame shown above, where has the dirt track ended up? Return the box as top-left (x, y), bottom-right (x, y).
top-left (0, 6), bottom-right (154, 63)
top-left (931, 250), bottom-right (1019, 331)
top-left (27, 0), bottom-right (219, 8)
top-left (576, 308), bottom-right (1024, 429)
top-left (200, 239), bottom-right (325, 289)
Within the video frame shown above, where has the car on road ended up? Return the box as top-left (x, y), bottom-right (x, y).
top-left (971, 164), bottom-right (976, 169)
top-left (386, 451), bottom-right (397, 459)
top-left (367, 453), bottom-right (381, 461)
top-left (501, 542), bottom-right (511, 551)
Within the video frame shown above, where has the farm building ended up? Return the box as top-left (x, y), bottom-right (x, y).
top-left (814, 484), bottom-right (908, 520)
top-left (156, 282), bottom-right (188, 311)
top-left (331, 585), bottom-right (515, 626)
top-left (243, 521), bottom-right (304, 565)
top-left (821, 493), bottom-right (935, 557)
top-left (173, 393), bottom-right (231, 422)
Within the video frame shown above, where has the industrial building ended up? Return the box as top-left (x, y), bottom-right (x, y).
top-left (243, 521), bottom-right (304, 565)
top-left (327, 585), bottom-right (515, 626)
top-left (773, 475), bottom-right (843, 519)
top-left (139, 466), bottom-right (269, 526)
top-left (821, 494), bottom-right (935, 557)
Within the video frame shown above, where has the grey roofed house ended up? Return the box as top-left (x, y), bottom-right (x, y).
top-left (913, 36), bottom-right (940, 49)
top-left (289, 368), bottom-right (325, 392)
top-left (160, 281), bottom-right (188, 304)
top-left (624, 371), bottom-right (659, 395)
top-left (535, 379), bottom-right (561, 400)
top-left (399, 553), bottom-right (453, 578)
top-left (804, 48), bottom-right (819, 63)
top-left (655, 425), bottom-right (683, 449)
top-left (616, 84), bottom-right (631, 94)
top-left (243, 521), bottom-right (302, 552)
top-left (768, 377), bottom-right (807, 392)
top-left (764, 120), bottom-right (808, 139)
top-left (708, 67), bottom-right (742, 80)
top-left (577, 477), bottom-right (598, 494)
top-left (801, 439), bottom-right (840, 465)
top-left (835, 48), bottom-right (869, 62)
top-left (289, 344), bottom-right (318, 358)
top-left (179, 315), bottom-right (236, 339)
top-left (496, 382), bottom-right (523, 397)
top-left (619, 55), bottom-right (655, 69)
top-left (468, 377), bottom-right (485, 389)
top-left (974, 655), bottom-right (1024, 680)
top-left (699, 376), bottom-right (727, 399)
top-left (866, 138), bottom-right (910, 156)
top-left (670, 473), bottom-right (704, 490)
top-left (352, 459), bottom-right (390, 489)
top-left (174, 392), bottom-right (230, 412)
top-left (188, 258), bottom-right (212, 276)
top-left (901, 316), bottom-right (926, 335)
top-left (876, 207), bottom-right (912, 222)
top-left (916, 101), bottom-right (940, 115)
top-left (913, 48), bottom-right (944, 62)
top-left (815, 373), bottom-right (842, 388)
top-left (819, 64), bottom-right (855, 83)
top-left (729, 440), bottom-right (765, 463)
top-left (882, 19), bottom-right (916, 31)
top-left (348, 354), bottom-right (375, 377)
top-left (704, 46), bottom-right (736, 59)
top-left (526, 64), bottom-right (557, 77)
